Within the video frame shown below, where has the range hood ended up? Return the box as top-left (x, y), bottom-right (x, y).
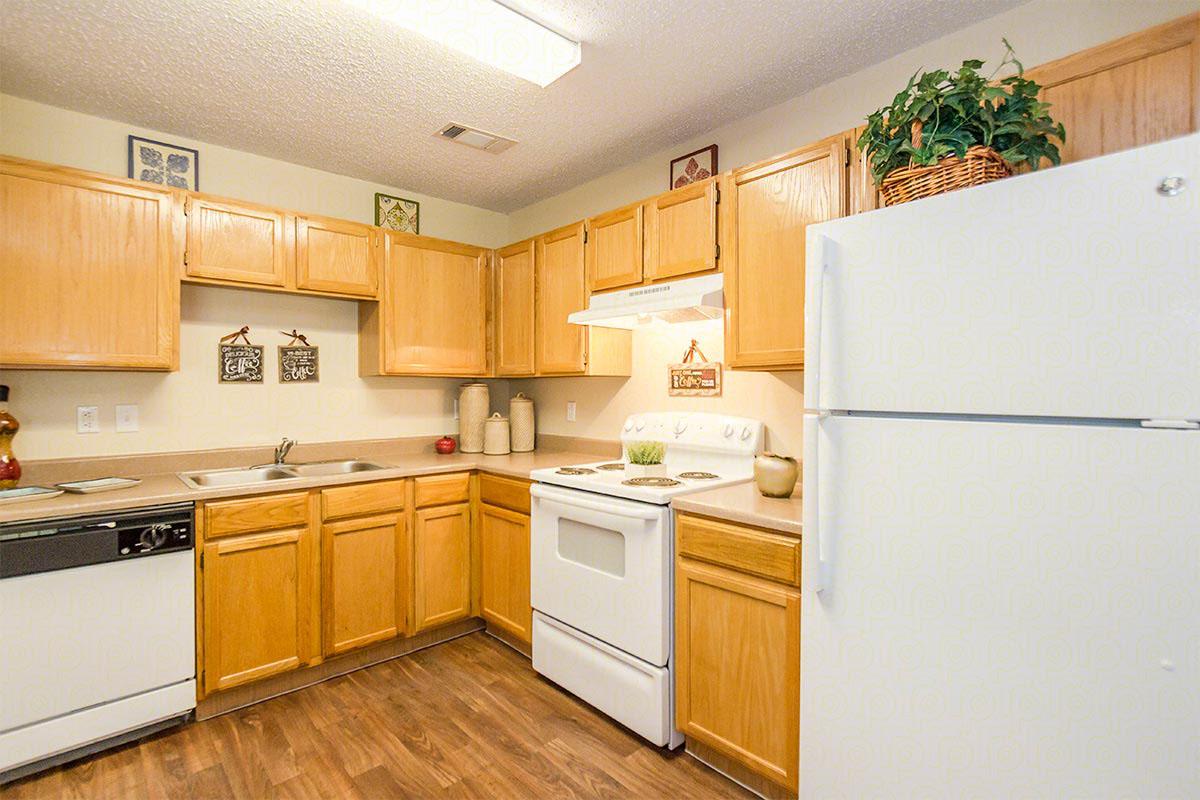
top-left (567, 273), bottom-right (724, 329)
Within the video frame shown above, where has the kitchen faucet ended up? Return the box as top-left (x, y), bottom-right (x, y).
top-left (274, 437), bottom-right (296, 465)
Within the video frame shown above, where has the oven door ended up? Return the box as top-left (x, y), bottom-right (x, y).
top-left (530, 482), bottom-right (672, 666)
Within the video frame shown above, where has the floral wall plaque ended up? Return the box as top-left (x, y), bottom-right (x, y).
top-left (375, 192), bottom-right (420, 234)
top-left (128, 135), bottom-right (199, 190)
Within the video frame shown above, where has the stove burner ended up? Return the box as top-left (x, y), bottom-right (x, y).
top-left (595, 463), bottom-right (626, 471)
top-left (621, 477), bottom-right (682, 488)
top-left (677, 471), bottom-right (720, 480)
top-left (556, 467), bottom-right (597, 475)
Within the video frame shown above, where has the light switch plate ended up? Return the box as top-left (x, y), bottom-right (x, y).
top-left (566, 401), bottom-right (577, 422)
top-left (115, 404), bottom-right (139, 433)
top-left (76, 406), bottom-right (100, 434)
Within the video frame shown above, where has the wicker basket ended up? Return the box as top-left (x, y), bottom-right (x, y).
top-left (878, 120), bottom-right (1013, 206)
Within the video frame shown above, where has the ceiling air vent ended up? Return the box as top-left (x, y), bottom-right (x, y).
top-left (436, 122), bottom-right (517, 154)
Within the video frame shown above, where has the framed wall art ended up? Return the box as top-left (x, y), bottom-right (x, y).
top-left (278, 330), bottom-right (319, 383)
top-left (218, 327), bottom-right (263, 383)
top-left (128, 135), bottom-right (199, 190)
top-left (669, 144), bottom-right (717, 189)
top-left (375, 192), bottom-right (420, 234)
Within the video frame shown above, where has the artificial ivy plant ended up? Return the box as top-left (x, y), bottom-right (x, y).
top-left (858, 40), bottom-right (1066, 186)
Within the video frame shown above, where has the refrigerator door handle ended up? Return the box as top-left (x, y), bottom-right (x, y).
top-left (808, 235), bottom-right (831, 408)
top-left (804, 413), bottom-right (833, 594)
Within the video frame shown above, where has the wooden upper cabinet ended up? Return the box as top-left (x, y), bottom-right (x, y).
top-left (846, 126), bottom-right (882, 215)
top-left (0, 157), bottom-right (180, 370)
top-left (536, 222), bottom-right (588, 375)
top-left (362, 232), bottom-right (489, 376)
top-left (295, 214), bottom-right (378, 298)
top-left (185, 193), bottom-right (291, 287)
top-left (1027, 13), bottom-right (1199, 166)
top-left (586, 202), bottom-right (644, 292)
top-left (725, 136), bottom-right (846, 370)
top-left (494, 238), bottom-right (536, 376)
top-left (645, 177), bottom-right (718, 282)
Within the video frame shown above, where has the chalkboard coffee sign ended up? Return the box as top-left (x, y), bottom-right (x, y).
top-left (278, 329), bottom-right (319, 383)
top-left (218, 327), bottom-right (264, 383)
top-left (667, 339), bottom-right (722, 397)
top-left (279, 346), bottom-right (319, 383)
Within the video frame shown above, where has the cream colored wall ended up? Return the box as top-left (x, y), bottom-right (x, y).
top-left (0, 94), bottom-right (510, 246)
top-left (508, 0), bottom-right (1198, 456)
top-left (0, 95), bottom-right (511, 460)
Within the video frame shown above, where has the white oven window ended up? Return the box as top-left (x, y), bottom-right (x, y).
top-left (557, 519), bottom-right (625, 578)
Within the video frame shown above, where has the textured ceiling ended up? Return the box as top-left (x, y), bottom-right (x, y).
top-left (1, 0), bottom-right (1023, 211)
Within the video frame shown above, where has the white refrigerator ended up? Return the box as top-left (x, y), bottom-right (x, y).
top-left (801, 133), bottom-right (1199, 799)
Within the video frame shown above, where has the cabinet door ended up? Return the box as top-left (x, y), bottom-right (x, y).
top-left (295, 215), bottom-right (378, 297)
top-left (725, 137), bottom-right (845, 370)
top-left (535, 222), bottom-right (587, 375)
top-left (479, 503), bottom-right (532, 643)
top-left (645, 178), bottom-right (717, 282)
top-left (412, 502), bottom-right (472, 632)
top-left (322, 513), bottom-right (406, 655)
top-left (380, 233), bottom-right (488, 375)
top-left (494, 239), bottom-right (536, 376)
top-left (184, 194), bottom-right (291, 287)
top-left (847, 126), bottom-right (882, 215)
top-left (676, 558), bottom-right (800, 792)
top-left (0, 158), bottom-right (180, 370)
top-left (585, 202), bottom-right (643, 291)
top-left (202, 526), bottom-right (317, 694)
top-left (1027, 14), bottom-right (1198, 166)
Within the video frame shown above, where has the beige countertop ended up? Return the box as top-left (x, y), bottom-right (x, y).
top-left (0, 437), bottom-right (615, 524)
top-left (671, 481), bottom-right (802, 536)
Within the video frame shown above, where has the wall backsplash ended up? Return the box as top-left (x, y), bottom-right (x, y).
top-left (514, 319), bottom-right (805, 458)
top-left (4, 285), bottom-right (508, 461)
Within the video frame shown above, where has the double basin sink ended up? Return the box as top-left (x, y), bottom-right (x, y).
top-left (178, 459), bottom-right (387, 490)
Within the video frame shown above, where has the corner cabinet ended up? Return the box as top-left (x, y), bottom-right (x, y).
top-left (724, 136), bottom-right (846, 370)
top-left (493, 238), bottom-right (536, 376)
top-left (0, 157), bottom-right (181, 370)
top-left (360, 232), bottom-right (489, 376)
top-left (535, 222), bottom-right (632, 377)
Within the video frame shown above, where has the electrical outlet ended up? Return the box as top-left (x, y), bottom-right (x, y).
top-left (116, 404), bottom-right (139, 433)
top-left (566, 401), bottom-right (577, 422)
top-left (76, 406), bottom-right (100, 434)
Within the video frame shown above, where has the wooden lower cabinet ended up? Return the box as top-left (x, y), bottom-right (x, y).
top-left (201, 524), bottom-right (319, 695)
top-left (478, 502), bottom-right (532, 643)
top-left (675, 516), bottom-right (801, 794)
top-left (321, 512), bottom-right (407, 656)
top-left (413, 502), bottom-right (473, 632)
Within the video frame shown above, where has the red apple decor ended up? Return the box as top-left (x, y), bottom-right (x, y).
top-left (435, 435), bottom-right (457, 454)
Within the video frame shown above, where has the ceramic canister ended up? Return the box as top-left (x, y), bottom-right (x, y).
top-left (458, 383), bottom-right (489, 453)
top-left (509, 392), bottom-right (535, 452)
top-left (483, 412), bottom-right (511, 456)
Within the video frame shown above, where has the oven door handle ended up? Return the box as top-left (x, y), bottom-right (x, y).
top-left (530, 483), bottom-right (665, 520)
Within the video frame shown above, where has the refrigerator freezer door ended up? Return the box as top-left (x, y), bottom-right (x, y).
top-left (804, 133), bottom-right (1199, 420)
top-left (801, 415), bottom-right (1199, 799)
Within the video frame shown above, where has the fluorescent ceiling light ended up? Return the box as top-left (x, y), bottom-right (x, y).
top-left (346, 0), bottom-right (581, 87)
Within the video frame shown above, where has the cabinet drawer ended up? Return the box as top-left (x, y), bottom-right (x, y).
top-left (204, 492), bottom-right (310, 539)
top-left (320, 479), bottom-right (406, 520)
top-left (676, 513), bottom-right (799, 586)
top-left (479, 473), bottom-right (531, 515)
top-left (414, 472), bottom-right (470, 507)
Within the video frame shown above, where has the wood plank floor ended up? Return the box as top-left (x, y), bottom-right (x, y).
top-left (6, 632), bottom-right (752, 799)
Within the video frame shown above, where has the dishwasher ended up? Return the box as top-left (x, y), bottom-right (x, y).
top-left (0, 502), bottom-right (197, 782)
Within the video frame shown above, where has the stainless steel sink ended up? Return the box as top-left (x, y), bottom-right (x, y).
top-left (178, 460), bottom-right (388, 489)
top-left (283, 460), bottom-right (387, 477)
top-left (178, 466), bottom-right (297, 489)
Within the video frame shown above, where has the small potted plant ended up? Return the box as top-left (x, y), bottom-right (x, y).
top-left (625, 441), bottom-right (666, 478)
top-left (859, 40), bottom-right (1065, 206)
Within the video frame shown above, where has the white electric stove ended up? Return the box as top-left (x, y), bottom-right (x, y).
top-left (529, 412), bottom-right (763, 749)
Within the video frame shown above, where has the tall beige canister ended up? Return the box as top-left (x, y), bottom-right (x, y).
top-left (458, 383), bottom-right (489, 453)
top-left (510, 392), bottom-right (535, 452)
